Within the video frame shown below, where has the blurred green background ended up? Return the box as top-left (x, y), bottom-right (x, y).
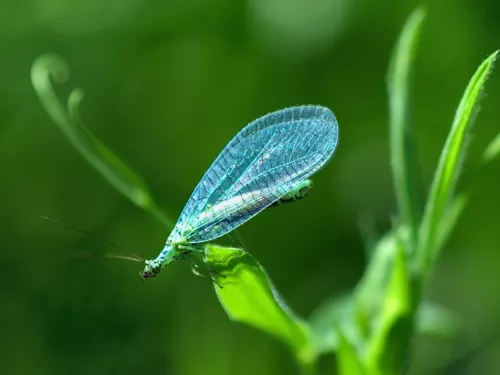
top-left (1, 0), bottom-right (500, 374)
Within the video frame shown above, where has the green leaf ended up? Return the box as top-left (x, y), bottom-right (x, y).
top-left (354, 226), bottom-right (409, 336)
top-left (309, 278), bottom-right (460, 359)
top-left (416, 50), bottom-right (499, 274)
top-left (31, 54), bottom-right (172, 228)
top-left (364, 234), bottom-right (414, 375)
top-left (308, 293), bottom-right (360, 355)
top-left (387, 6), bottom-right (426, 251)
top-left (204, 244), bottom-right (315, 367)
top-left (337, 329), bottom-right (365, 375)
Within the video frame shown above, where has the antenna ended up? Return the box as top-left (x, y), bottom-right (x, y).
top-left (103, 254), bottom-right (142, 263)
top-left (39, 215), bottom-right (144, 263)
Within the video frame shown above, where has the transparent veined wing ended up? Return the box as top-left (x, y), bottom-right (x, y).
top-left (169, 105), bottom-right (338, 244)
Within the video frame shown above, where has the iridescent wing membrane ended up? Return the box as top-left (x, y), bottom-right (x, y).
top-left (169, 105), bottom-right (338, 244)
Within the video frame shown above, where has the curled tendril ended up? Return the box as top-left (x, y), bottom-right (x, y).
top-left (31, 55), bottom-right (72, 135)
top-left (68, 88), bottom-right (85, 124)
top-left (31, 54), bottom-right (173, 228)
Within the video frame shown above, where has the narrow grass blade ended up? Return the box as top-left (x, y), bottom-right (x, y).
top-left (416, 50), bottom-right (499, 274)
top-left (434, 193), bottom-right (468, 253)
top-left (431, 136), bottom-right (500, 254)
top-left (204, 244), bottom-right (315, 367)
top-left (387, 7), bottom-right (426, 251)
top-left (31, 54), bottom-right (172, 228)
top-left (433, 129), bottom-right (500, 254)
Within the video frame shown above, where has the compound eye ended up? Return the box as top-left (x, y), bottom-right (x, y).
top-left (152, 266), bottom-right (161, 275)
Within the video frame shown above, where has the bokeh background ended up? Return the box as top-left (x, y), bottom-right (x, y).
top-left (1, 0), bottom-right (500, 374)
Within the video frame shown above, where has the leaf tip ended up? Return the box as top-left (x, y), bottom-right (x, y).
top-left (411, 5), bottom-right (427, 20)
top-left (481, 50), bottom-right (499, 74)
